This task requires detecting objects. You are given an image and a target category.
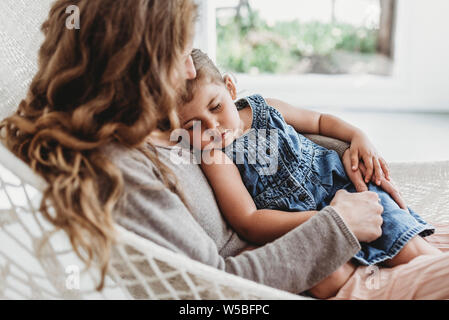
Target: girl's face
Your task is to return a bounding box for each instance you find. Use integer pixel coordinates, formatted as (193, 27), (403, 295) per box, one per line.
(178, 77), (242, 150)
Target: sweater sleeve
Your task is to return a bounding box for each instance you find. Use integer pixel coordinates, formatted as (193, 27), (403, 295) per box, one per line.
(110, 147), (360, 294)
(304, 134), (350, 158)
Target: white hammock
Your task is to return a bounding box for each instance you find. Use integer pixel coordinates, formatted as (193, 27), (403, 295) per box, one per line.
(0, 142), (306, 299)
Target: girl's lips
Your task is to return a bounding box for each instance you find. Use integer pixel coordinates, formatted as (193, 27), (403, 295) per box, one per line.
(222, 130), (233, 140)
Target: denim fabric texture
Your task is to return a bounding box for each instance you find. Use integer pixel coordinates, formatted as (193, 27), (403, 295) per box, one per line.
(223, 94), (434, 265)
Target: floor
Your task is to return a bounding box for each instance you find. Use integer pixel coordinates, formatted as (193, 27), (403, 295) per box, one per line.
(322, 110), (449, 163)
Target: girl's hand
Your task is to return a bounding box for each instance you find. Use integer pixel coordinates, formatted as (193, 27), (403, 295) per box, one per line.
(357, 161), (409, 212)
(349, 132), (390, 185)
(342, 149), (409, 212)
(342, 148), (369, 192)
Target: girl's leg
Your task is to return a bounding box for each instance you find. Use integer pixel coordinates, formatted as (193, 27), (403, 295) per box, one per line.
(311, 224), (449, 299)
(308, 261), (357, 299)
(382, 235), (442, 267)
(331, 224), (449, 300)
(423, 223), (449, 252)
(330, 251), (449, 300)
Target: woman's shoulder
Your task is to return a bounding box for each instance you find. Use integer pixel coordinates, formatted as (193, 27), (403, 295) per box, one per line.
(101, 142), (161, 184)
(102, 142), (150, 165)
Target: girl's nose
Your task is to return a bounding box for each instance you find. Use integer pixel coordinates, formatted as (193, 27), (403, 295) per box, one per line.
(205, 118), (219, 130)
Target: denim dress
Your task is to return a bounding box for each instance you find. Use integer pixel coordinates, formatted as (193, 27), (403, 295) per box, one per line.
(222, 94), (434, 265)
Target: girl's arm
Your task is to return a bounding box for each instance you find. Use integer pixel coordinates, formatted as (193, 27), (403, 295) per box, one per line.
(201, 149), (317, 245)
(266, 97), (390, 184)
(265, 97), (360, 143)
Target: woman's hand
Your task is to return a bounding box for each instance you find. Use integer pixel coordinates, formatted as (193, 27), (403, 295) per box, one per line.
(342, 149), (409, 212)
(349, 132), (390, 185)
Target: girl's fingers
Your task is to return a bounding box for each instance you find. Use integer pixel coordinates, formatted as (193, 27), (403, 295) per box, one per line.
(343, 157), (368, 192)
(350, 149), (359, 171)
(380, 179), (408, 211)
(379, 157), (390, 180)
(358, 161), (367, 176)
(350, 169), (368, 192)
(359, 161), (407, 211)
(363, 155), (374, 183)
(342, 149), (367, 191)
(373, 157), (383, 186)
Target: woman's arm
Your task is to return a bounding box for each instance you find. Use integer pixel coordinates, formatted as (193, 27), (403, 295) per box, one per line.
(106, 143), (361, 294)
(304, 134), (349, 158)
(201, 149), (318, 245)
(266, 97), (390, 184)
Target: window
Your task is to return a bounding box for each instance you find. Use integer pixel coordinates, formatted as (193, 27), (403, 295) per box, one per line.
(195, 0), (449, 111)
(215, 0), (396, 76)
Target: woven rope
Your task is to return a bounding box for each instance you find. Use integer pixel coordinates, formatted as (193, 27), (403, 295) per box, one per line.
(388, 162), (449, 224)
(0, 143), (303, 300)
(0, 0), (51, 121)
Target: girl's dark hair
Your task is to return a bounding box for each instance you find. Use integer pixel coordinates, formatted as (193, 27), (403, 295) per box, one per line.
(180, 49), (224, 103)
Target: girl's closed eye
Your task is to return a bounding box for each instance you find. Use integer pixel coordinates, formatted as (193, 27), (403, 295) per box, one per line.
(210, 104), (222, 112)
(183, 104), (222, 130)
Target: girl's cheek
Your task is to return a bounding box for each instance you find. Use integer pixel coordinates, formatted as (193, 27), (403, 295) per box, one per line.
(191, 131), (207, 150)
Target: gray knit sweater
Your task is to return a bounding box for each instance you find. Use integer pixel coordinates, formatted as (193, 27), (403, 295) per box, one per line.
(102, 135), (360, 294)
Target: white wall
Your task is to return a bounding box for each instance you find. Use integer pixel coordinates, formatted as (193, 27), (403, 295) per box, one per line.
(0, 0), (52, 120)
(196, 0), (449, 112)
(403, 0), (449, 111)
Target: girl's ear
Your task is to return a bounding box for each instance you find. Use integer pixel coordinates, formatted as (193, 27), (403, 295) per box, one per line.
(223, 74), (237, 100)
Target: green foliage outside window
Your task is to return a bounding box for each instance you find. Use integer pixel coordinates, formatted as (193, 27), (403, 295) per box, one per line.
(216, 10), (378, 74)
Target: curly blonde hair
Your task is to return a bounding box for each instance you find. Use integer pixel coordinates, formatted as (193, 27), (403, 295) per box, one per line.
(0, 0), (197, 290)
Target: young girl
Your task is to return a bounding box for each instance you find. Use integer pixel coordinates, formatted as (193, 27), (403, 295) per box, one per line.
(177, 49), (442, 299)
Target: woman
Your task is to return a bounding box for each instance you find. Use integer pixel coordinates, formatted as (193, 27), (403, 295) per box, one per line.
(1, 0), (448, 298)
